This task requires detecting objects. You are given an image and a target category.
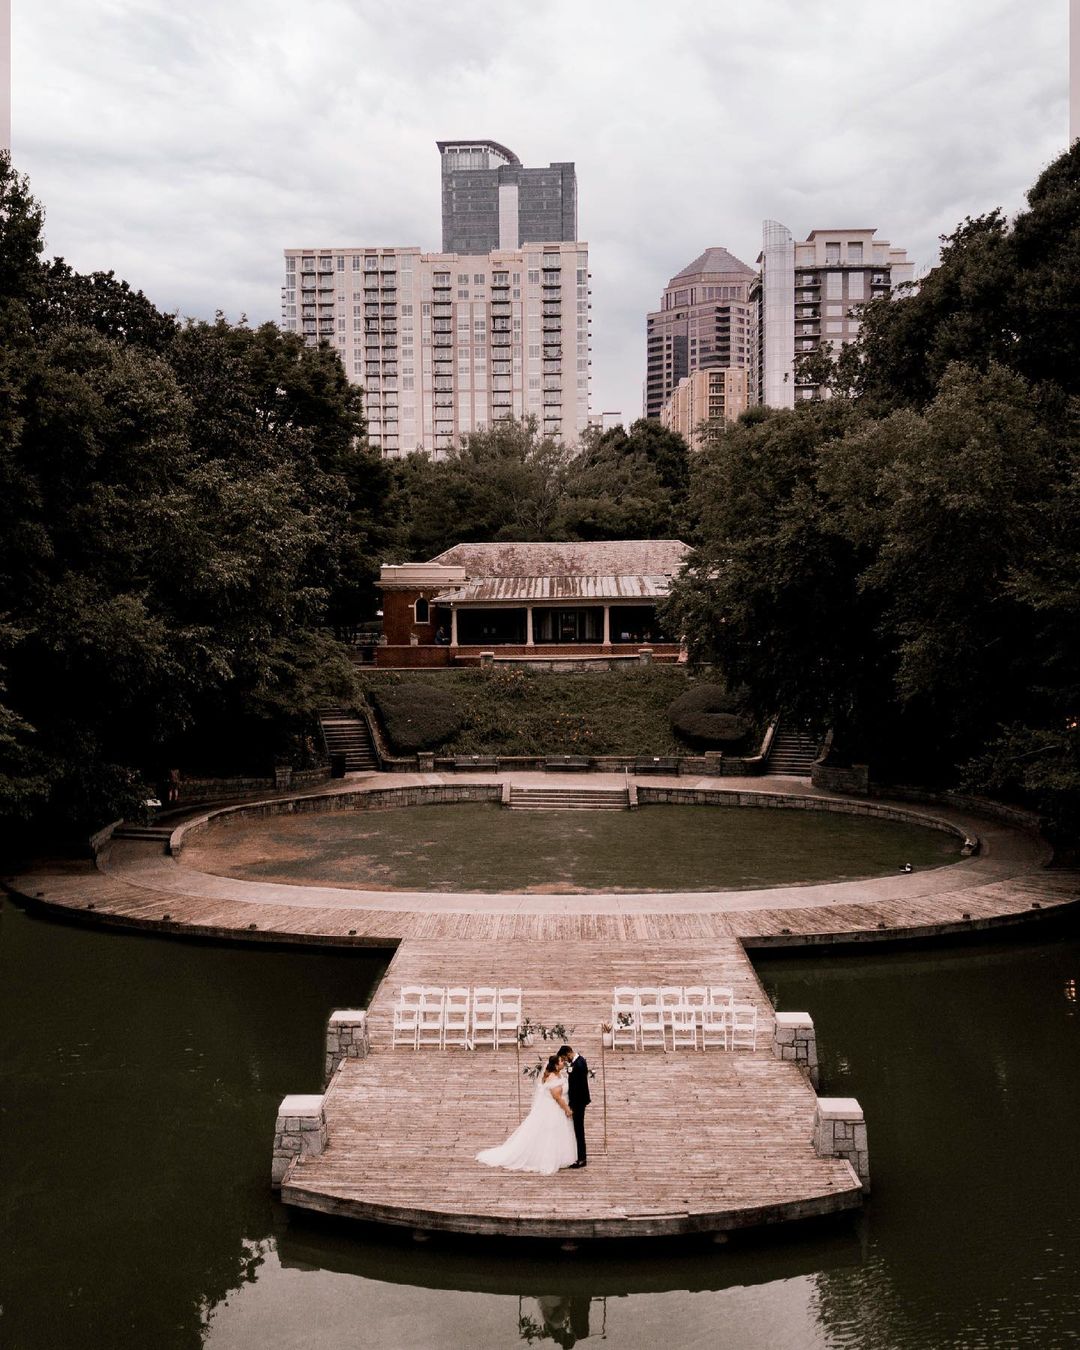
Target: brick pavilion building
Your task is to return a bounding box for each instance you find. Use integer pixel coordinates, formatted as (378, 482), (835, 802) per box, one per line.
(375, 540), (688, 666)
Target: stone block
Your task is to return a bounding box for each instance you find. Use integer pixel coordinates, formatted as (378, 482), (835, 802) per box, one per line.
(815, 1097), (863, 1123)
(813, 1096), (869, 1192)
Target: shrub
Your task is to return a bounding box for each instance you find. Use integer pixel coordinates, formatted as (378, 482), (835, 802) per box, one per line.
(367, 683), (463, 753)
(667, 683), (752, 749)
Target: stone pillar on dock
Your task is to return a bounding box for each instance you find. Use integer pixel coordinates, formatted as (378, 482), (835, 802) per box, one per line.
(638, 646), (653, 665)
(271, 1093), (327, 1187)
(479, 650), (494, 668)
(417, 751), (435, 773)
(324, 1010), (370, 1083)
(813, 1097), (869, 1192)
(773, 1011), (819, 1087)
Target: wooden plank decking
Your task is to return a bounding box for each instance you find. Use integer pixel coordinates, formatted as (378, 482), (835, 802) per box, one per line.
(285, 939), (862, 1238)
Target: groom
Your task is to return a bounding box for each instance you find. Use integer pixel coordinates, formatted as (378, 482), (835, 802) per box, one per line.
(558, 1045), (590, 1168)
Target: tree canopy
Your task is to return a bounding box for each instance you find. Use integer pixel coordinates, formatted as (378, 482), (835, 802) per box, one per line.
(667, 143), (1080, 841)
(0, 154), (392, 841)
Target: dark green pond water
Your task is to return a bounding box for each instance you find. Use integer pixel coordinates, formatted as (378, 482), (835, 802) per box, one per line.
(185, 803), (959, 892)
(2, 898), (1079, 1349)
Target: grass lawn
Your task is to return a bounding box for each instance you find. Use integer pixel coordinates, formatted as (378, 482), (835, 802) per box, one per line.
(354, 666), (713, 756)
(186, 802), (960, 892)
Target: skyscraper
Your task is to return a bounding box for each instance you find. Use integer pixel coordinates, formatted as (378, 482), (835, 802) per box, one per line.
(752, 224), (914, 406)
(282, 241), (591, 457)
(438, 140), (577, 253)
(644, 248), (756, 420)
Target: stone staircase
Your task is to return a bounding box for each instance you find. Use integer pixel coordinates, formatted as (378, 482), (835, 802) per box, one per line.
(318, 707), (379, 773)
(507, 786), (629, 811)
(765, 725), (820, 777)
(111, 823), (174, 846)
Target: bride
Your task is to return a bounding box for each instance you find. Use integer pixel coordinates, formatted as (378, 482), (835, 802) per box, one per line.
(476, 1053), (578, 1175)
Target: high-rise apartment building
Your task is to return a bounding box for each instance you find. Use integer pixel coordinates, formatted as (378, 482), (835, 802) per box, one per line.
(660, 368), (749, 448)
(281, 242), (591, 457)
(644, 248), (756, 420)
(438, 140), (577, 253)
(752, 223), (913, 406)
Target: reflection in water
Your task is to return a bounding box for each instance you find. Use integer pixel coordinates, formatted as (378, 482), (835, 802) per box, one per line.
(4, 897), (1080, 1349)
(519, 1293), (601, 1346)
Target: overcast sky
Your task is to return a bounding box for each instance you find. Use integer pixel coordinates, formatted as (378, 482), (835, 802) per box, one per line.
(13, 1), (1068, 423)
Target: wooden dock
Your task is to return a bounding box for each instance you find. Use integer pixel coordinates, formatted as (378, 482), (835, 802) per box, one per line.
(285, 938), (861, 1238)
(6, 772), (1078, 1241)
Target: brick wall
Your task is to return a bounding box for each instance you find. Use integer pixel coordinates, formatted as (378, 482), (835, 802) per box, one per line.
(381, 589), (447, 646)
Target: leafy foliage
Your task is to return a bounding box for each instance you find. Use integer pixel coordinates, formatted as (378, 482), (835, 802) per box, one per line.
(0, 153), (390, 842)
(357, 668), (696, 757)
(666, 683), (751, 749)
(365, 680), (463, 753)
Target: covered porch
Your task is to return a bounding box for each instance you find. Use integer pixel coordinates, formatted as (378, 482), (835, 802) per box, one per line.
(448, 601), (671, 648)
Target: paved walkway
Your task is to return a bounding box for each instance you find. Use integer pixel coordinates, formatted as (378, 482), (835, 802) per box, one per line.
(9, 771), (1072, 945)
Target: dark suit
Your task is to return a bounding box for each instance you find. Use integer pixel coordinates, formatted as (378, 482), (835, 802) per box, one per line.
(566, 1053), (591, 1162)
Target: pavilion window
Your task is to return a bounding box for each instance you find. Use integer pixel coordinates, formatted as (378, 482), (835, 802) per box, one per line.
(533, 607), (604, 644)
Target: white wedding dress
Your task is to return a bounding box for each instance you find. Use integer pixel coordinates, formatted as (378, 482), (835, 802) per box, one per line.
(476, 1072), (577, 1175)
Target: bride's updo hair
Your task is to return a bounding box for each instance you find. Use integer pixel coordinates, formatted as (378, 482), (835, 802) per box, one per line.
(544, 1053), (562, 1077)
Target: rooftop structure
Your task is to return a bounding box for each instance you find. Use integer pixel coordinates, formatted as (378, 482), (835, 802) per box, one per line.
(438, 139), (578, 254)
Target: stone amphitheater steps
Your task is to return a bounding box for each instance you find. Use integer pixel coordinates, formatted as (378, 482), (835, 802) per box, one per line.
(765, 727), (820, 777)
(319, 707), (378, 772)
(112, 824), (173, 841)
(508, 786), (629, 811)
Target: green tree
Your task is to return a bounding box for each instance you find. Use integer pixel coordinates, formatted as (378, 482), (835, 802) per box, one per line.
(561, 419), (691, 540)
(395, 417), (570, 558)
(0, 159), (390, 840)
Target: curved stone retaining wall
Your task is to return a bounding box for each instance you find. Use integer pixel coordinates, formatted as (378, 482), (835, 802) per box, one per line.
(170, 780), (977, 859)
(636, 785), (976, 851)
(170, 783), (503, 857)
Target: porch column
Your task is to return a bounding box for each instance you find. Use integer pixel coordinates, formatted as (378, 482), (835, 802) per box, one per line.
(526, 605), (534, 646)
(602, 605), (611, 646)
(450, 606), (459, 646)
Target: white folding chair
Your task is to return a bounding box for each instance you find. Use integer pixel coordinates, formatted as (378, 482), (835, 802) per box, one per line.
(391, 998), (420, 1049)
(638, 1000), (667, 1049)
(471, 987), (497, 1049)
(610, 1000), (639, 1050)
(443, 987), (471, 1049)
(669, 1006), (698, 1051)
(659, 986), (684, 1011)
(730, 1003), (758, 1050)
(495, 991), (521, 1049)
(709, 986), (735, 1012)
(416, 990), (446, 1048)
(683, 985), (708, 1013)
(700, 1004), (729, 1050)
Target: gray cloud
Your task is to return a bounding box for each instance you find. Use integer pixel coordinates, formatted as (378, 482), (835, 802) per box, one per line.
(14, 0), (1067, 423)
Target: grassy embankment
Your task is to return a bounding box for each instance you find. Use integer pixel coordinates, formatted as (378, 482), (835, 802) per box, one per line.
(353, 666), (704, 757)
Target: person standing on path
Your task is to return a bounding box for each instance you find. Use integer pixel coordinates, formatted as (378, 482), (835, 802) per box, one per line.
(558, 1045), (590, 1168)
